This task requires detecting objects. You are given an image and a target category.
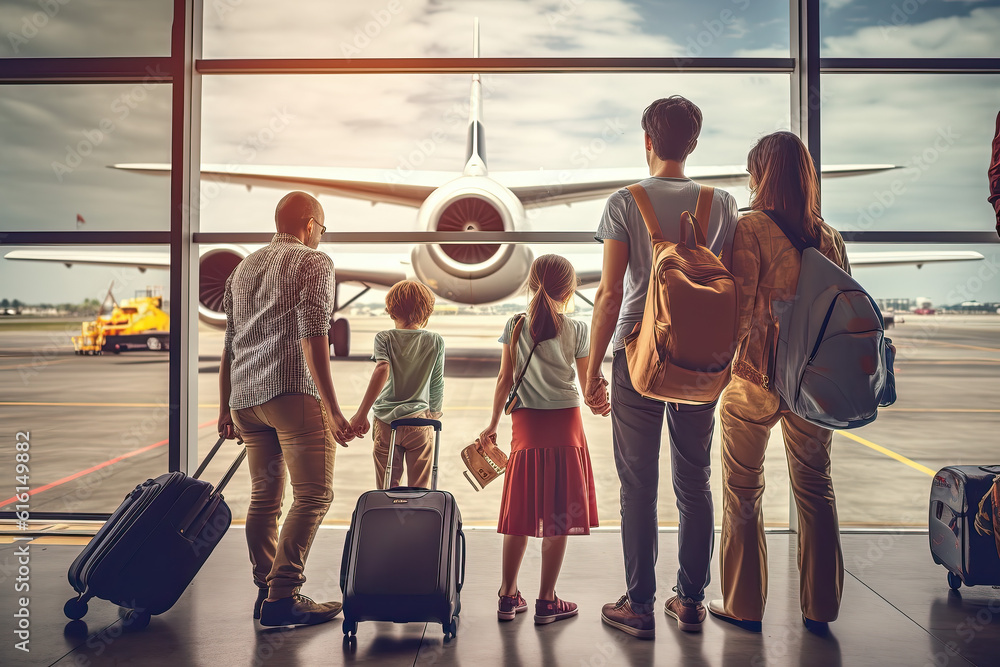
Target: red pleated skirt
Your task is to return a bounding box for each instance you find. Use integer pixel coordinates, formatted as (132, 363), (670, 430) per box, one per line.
(497, 407), (599, 537)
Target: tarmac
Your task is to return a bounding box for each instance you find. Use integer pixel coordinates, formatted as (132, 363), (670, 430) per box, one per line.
(1, 313), (998, 528)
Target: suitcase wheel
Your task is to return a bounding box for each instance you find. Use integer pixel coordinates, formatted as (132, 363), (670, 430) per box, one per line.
(947, 571), (963, 591)
(63, 597), (88, 621)
(118, 606), (151, 631)
(342, 620), (357, 637)
(444, 615), (459, 640)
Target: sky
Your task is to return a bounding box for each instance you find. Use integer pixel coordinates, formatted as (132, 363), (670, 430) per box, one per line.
(1, 0), (999, 308)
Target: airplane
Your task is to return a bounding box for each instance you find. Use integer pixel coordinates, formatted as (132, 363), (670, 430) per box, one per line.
(4, 25), (984, 357)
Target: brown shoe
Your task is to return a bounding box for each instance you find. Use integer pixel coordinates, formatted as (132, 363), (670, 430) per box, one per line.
(259, 593), (343, 627)
(664, 595), (705, 632)
(707, 599), (761, 633)
(601, 595), (655, 639)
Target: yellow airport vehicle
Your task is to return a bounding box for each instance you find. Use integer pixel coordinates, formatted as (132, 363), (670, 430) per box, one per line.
(72, 287), (170, 355)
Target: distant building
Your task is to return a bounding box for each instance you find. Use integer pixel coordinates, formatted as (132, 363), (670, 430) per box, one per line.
(876, 297), (913, 312)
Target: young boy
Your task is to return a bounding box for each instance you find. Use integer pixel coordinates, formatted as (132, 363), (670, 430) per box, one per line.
(350, 280), (444, 489)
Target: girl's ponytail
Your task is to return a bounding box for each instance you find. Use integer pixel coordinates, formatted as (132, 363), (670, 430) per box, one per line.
(526, 254), (577, 344)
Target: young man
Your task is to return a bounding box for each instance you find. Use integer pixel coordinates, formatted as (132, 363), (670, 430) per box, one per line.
(585, 96), (739, 637)
(218, 191), (354, 627)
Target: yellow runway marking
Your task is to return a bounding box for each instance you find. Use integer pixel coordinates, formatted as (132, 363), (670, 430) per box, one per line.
(836, 430), (935, 477)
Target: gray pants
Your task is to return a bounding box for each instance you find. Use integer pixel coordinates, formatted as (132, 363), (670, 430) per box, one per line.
(610, 351), (715, 613)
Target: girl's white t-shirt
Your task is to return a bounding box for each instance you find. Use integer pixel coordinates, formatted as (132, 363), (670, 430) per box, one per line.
(498, 314), (590, 411)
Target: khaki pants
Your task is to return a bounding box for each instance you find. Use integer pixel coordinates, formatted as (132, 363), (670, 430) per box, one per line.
(719, 376), (844, 623)
(372, 410), (434, 489)
(232, 393), (336, 599)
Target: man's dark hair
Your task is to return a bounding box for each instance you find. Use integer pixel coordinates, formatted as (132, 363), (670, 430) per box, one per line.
(275, 191), (324, 233)
(641, 96), (703, 162)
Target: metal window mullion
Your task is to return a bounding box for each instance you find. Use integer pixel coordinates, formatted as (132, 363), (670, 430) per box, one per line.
(0, 57), (173, 84)
(168, 0), (202, 474)
(195, 56), (795, 75)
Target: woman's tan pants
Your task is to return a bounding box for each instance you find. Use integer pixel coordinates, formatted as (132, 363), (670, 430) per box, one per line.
(719, 375), (844, 623)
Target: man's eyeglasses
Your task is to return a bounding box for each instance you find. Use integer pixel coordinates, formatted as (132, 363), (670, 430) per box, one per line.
(308, 217), (326, 236)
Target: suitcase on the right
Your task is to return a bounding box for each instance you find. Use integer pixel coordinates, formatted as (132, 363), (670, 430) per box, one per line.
(340, 418), (465, 642)
(929, 464), (1000, 590)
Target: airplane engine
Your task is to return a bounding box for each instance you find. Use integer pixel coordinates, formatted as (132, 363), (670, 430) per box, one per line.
(411, 177), (534, 304)
(198, 245), (248, 328)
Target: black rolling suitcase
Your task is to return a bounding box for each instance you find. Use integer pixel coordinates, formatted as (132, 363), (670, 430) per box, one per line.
(340, 418), (465, 641)
(64, 437), (246, 629)
(929, 464), (1000, 590)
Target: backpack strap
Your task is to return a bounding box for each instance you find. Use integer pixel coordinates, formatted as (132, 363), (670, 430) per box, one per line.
(627, 183), (714, 248)
(626, 184), (662, 242)
(509, 314), (526, 367)
(693, 184), (714, 245)
(763, 210), (812, 253)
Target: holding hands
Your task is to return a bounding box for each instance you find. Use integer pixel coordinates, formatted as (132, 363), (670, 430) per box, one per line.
(584, 375), (611, 417)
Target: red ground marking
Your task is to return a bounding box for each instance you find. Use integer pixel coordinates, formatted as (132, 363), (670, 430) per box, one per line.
(1, 419), (216, 508)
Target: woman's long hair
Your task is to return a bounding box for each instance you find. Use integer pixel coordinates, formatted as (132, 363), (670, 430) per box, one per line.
(747, 131), (823, 245)
(526, 254), (577, 344)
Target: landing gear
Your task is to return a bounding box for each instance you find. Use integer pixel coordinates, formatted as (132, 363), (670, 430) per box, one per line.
(331, 318), (351, 358)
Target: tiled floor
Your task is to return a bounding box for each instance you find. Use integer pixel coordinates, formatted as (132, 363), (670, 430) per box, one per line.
(1, 529), (997, 666)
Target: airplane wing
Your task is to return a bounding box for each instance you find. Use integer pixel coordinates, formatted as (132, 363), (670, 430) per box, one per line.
(494, 164), (900, 208)
(844, 250), (985, 268)
(2, 249), (408, 288)
(111, 164), (458, 208)
(559, 248), (985, 289)
(113, 163), (898, 209)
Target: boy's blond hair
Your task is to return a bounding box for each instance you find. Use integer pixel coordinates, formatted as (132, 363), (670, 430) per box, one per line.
(385, 280), (436, 327)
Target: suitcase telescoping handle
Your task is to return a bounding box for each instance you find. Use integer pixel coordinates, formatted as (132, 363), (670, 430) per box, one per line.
(192, 436), (247, 496)
(384, 418), (442, 491)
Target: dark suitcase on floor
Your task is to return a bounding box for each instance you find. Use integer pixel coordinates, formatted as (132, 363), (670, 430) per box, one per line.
(929, 464), (1000, 590)
(340, 418), (465, 641)
(64, 437), (246, 628)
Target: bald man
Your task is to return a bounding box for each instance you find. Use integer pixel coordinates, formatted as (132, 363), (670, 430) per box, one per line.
(218, 191), (353, 627)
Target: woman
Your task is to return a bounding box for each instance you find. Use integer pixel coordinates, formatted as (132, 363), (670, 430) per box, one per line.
(709, 131), (850, 633)
(479, 254), (599, 625)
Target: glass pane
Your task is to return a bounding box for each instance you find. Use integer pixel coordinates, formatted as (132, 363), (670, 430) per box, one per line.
(822, 75), (999, 234)
(203, 0), (789, 58)
(829, 278), (1000, 525)
(0, 0), (172, 58)
(0, 246), (170, 515)
(198, 72), (788, 232)
(0, 84), (171, 232)
(197, 71), (794, 526)
(821, 0), (1000, 58)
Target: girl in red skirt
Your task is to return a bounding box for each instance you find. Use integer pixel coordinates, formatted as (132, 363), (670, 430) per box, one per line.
(479, 254), (599, 625)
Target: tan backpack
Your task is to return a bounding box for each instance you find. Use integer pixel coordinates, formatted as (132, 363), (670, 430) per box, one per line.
(622, 183), (738, 404)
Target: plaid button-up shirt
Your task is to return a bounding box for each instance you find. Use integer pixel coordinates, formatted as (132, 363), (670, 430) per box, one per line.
(224, 233), (335, 410)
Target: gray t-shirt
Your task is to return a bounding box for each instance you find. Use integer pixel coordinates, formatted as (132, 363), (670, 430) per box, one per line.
(594, 177), (739, 351)
(371, 328), (445, 422)
(499, 315), (590, 411)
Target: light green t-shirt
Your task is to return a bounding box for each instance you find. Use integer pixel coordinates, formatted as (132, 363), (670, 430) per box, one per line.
(371, 329), (445, 423)
(499, 314), (590, 411)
